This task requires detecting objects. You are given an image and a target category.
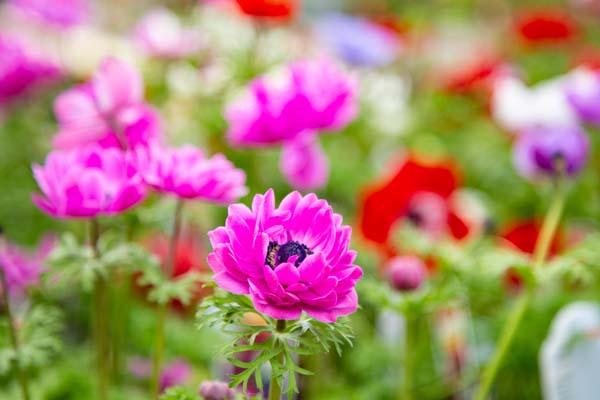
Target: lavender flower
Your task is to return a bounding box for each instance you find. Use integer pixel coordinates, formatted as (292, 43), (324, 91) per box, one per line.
(513, 125), (589, 180)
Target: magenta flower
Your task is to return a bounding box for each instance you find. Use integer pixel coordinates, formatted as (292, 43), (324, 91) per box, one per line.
(207, 190), (362, 323)
(199, 380), (235, 400)
(52, 58), (161, 150)
(0, 235), (55, 297)
(7, 0), (89, 29)
(136, 145), (247, 203)
(32, 146), (147, 218)
(225, 58), (358, 147)
(513, 126), (589, 180)
(280, 133), (329, 191)
(386, 256), (427, 292)
(128, 357), (192, 392)
(0, 35), (60, 105)
(133, 8), (200, 59)
(565, 68), (600, 127)
(159, 359), (192, 392)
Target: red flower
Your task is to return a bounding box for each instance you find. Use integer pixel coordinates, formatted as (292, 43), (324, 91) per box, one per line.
(442, 56), (509, 95)
(359, 155), (470, 255)
(513, 10), (578, 44)
(572, 47), (600, 71)
(235, 0), (299, 21)
(137, 226), (210, 312)
(499, 220), (564, 291)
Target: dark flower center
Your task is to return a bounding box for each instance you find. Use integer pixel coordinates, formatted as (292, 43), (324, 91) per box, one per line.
(406, 208), (423, 226)
(265, 240), (313, 268)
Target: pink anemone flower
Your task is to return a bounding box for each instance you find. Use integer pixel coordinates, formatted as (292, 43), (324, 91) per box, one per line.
(136, 145), (248, 203)
(207, 189), (362, 323)
(32, 145), (147, 219)
(52, 58), (161, 150)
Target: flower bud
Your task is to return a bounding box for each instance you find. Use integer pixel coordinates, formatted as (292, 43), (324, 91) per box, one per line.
(199, 380), (235, 400)
(387, 256), (427, 292)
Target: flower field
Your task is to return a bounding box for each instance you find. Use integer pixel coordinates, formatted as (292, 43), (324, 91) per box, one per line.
(2, 0), (600, 399)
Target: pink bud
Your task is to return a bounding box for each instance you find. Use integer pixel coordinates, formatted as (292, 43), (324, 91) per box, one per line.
(387, 256), (427, 292)
(199, 380), (235, 400)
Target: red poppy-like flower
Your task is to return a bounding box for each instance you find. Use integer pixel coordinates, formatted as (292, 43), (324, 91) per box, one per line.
(499, 220), (564, 291)
(442, 56), (509, 95)
(235, 0), (299, 21)
(513, 9), (578, 45)
(359, 155), (470, 256)
(138, 226), (210, 312)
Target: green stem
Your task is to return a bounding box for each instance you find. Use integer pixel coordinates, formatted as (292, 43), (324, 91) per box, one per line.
(474, 181), (567, 400)
(90, 219), (109, 400)
(0, 267), (30, 400)
(400, 313), (415, 400)
(151, 199), (184, 399)
(268, 320), (286, 400)
(151, 304), (166, 400)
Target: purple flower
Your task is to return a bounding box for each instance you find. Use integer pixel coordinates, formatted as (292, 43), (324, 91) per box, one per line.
(136, 145), (247, 203)
(0, 235), (55, 297)
(159, 359), (192, 392)
(386, 256), (427, 292)
(280, 133), (329, 190)
(32, 145), (147, 219)
(0, 35), (60, 105)
(314, 13), (402, 67)
(225, 58), (358, 147)
(199, 380), (235, 400)
(513, 126), (589, 180)
(565, 68), (600, 127)
(133, 8), (200, 59)
(207, 189), (362, 323)
(52, 58), (161, 150)
(7, 0), (89, 29)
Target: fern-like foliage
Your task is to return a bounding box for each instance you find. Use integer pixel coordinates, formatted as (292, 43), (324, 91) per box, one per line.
(196, 287), (354, 398)
(0, 305), (64, 376)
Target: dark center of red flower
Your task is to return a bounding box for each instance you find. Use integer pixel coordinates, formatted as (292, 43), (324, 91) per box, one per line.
(265, 240), (312, 268)
(406, 208), (423, 226)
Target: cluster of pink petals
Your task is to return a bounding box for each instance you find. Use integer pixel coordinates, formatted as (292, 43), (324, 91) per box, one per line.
(225, 58), (358, 147)
(32, 145), (147, 218)
(7, 0), (89, 29)
(133, 8), (201, 59)
(0, 34), (60, 105)
(280, 133), (329, 191)
(52, 58), (161, 150)
(136, 145), (248, 203)
(0, 235), (54, 296)
(207, 190), (362, 323)
(127, 357), (192, 392)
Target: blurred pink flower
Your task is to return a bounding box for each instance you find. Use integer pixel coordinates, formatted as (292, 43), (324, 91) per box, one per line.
(159, 359), (192, 392)
(133, 8), (200, 59)
(386, 256), (427, 292)
(127, 356), (152, 380)
(280, 133), (329, 190)
(128, 357), (192, 392)
(0, 35), (60, 105)
(7, 0), (89, 29)
(225, 58), (358, 147)
(136, 145), (247, 203)
(199, 380), (235, 400)
(52, 58), (161, 150)
(0, 235), (55, 297)
(32, 146), (147, 219)
(207, 189), (362, 322)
